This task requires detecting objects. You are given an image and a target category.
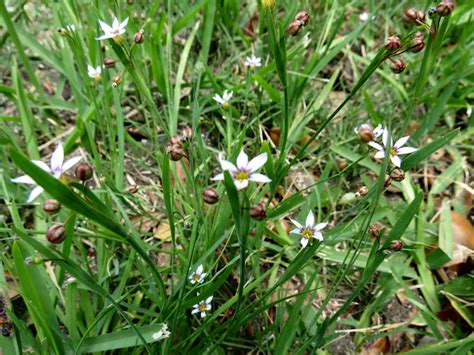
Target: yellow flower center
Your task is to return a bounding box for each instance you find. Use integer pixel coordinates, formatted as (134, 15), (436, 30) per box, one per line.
(302, 228), (313, 240)
(222, 101), (230, 109)
(234, 171), (249, 182)
(390, 148), (397, 156)
(113, 35), (124, 45)
(193, 274), (200, 282)
(250, 65), (256, 71)
(199, 303), (206, 312)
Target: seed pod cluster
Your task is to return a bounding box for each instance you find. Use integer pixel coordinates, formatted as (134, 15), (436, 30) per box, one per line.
(250, 203), (266, 221)
(166, 127), (192, 161)
(286, 11), (310, 36)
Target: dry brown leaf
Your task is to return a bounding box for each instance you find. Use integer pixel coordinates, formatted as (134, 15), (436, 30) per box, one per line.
(363, 336), (390, 355)
(451, 212), (474, 249)
(154, 222), (171, 241)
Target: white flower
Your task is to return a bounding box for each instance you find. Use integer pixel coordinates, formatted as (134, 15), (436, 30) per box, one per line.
(66, 24), (75, 32)
(11, 142), (82, 203)
(191, 296), (213, 318)
(368, 129), (417, 168)
(354, 123), (383, 139)
(213, 90), (233, 109)
(290, 211), (328, 248)
(211, 149), (271, 190)
(359, 12), (369, 21)
(189, 264), (206, 285)
(87, 65), (103, 80)
(96, 16), (128, 41)
(244, 54), (262, 70)
(152, 324), (171, 340)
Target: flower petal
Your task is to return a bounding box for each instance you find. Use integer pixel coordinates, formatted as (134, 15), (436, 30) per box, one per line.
(206, 296), (213, 303)
(96, 34), (113, 40)
(290, 228), (301, 235)
(382, 129), (391, 147)
(236, 150), (249, 170)
(112, 17), (119, 30)
(368, 141), (384, 151)
(50, 143), (64, 173)
(211, 173), (224, 181)
(313, 232), (323, 241)
(374, 151), (385, 159)
(27, 186), (44, 203)
(62, 156), (82, 172)
(390, 155), (402, 168)
(32, 160), (51, 173)
(314, 222), (328, 231)
(247, 153), (267, 172)
(119, 17), (129, 29)
(305, 210), (315, 227)
(11, 175), (36, 185)
(373, 124), (383, 137)
(396, 147), (417, 155)
(300, 238), (309, 248)
(200, 312), (206, 318)
(196, 264), (203, 274)
(191, 308), (199, 314)
(394, 136), (410, 149)
(290, 219), (302, 229)
(234, 179), (249, 190)
(213, 94), (223, 104)
(98, 20), (113, 33)
(248, 173), (271, 183)
(218, 154), (237, 172)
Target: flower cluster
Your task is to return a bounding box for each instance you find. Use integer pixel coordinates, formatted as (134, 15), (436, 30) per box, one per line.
(189, 265), (213, 318)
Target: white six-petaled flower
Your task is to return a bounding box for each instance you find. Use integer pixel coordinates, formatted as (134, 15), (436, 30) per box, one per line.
(96, 16), (128, 41)
(213, 90), (233, 109)
(189, 264), (206, 285)
(244, 54), (262, 70)
(191, 296), (213, 318)
(11, 142), (82, 203)
(368, 129), (417, 168)
(152, 323), (171, 340)
(87, 65), (103, 80)
(290, 210), (328, 248)
(354, 123), (383, 139)
(211, 149), (271, 190)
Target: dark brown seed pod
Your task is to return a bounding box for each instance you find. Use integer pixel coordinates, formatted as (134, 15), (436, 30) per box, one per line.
(385, 36), (401, 50)
(410, 39), (425, 53)
(46, 225), (67, 244)
(368, 224), (381, 238)
(169, 135), (182, 146)
(202, 188), (219, 205)
(390, 59), (407, 74)
(112, 75), (122, 88)
(437, 0), (455, 16)
(357, 186), (369, 196)
(103, 57), (116, 68)
(167, 143), (185, 161)
(43, 199), (61, 214)
(75, 163), (93, 182)
(128, 185), (139, 194)
(416, 10), (426, 23)
(384, 175), (392, 187)
(338, 161), (348, 170)
(250, 203), (266, 221)
(390, 168), (405, 182)
(286, 21), (303, 36)
(295, 11), (310, 27)
(133, 30), (145, 44)
(2, 321), (12, 337)
(358, 127), (375, 143)
(403, 8), (418, 23)
(390, 240), (404, 252)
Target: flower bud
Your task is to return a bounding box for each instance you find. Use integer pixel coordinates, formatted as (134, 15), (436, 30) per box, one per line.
(357, 127), (375, 143)
(410, 38), (425, 53)
(261, 0), (275, 10)
(75, 163), (93, 182)
(250, 203), (266, 221)
(286, 21), (303, 36)
(46, 225), (67, 244)
(402, 8), (418, 23)
(24, 256), (44, 265)
(390, 59), (406, 74)
(103, 57), (116, 68)
(295, 11), (310, 27)
(384, 175), (392, 187)
(390, 168), (405, 182)
(416, 10), (426, 23)
(43, 199), (61, 214)
(112, 75), (122, 88)
(180, 127), (193, 142)
(385, 36), (401, 50)
(167, 143), (185, 161)
(368, 224), (381, 238)
(437, 0), (455, 17)
(202, 188), (219, 205)
(133, 30), (145, 44)
(390, 240), (404, 252)
(428, 7), (438, 17)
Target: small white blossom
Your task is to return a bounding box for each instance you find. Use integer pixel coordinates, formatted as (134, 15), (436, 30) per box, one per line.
(66, 24), (75, 32)
(368, 129), (417, 168)
(189, 264), (206, 285)
(87, 65), (103, 80)
(11, 142), (81, 203)
(96, 17), (128, 41)
(244, 54), (262, 69)
(191, 296), (213, 318)
(211, 149), (271, 190)
(213, 90), (233, 108)
(354, 123), (384, 139)
(359, 12), (369, 21)
(290, 211), (328, 248)
(152, 324), (171, 340)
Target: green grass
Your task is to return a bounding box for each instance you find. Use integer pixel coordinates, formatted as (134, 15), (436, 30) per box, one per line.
(0, 0), (473, 353)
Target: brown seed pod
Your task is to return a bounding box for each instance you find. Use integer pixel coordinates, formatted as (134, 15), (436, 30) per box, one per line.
(390, 168), (405, 182)
(385, 36), (401, 50)
(202, 188), (219, 205)
(75, 163), (93, 182)
(46, 225), (67, 244)
(133, 30), (144, 44)
(250, 203), (266, 221)
(416, 10), (426, 23)
(167, 143), (185, 161)
(180, 127), (193, 141)
(358, 186), (369, 196)
(128, 185), (139, 194)
(103, 57), (116, 68)
(43, 199), (61, 214)
(358, 127), (375, 143)
(286, 21), (303, 36)
(402, 8), (418, 23)
(384, 175), (392, 187)
(169, 135), (182, 146)
(437, 0), (455, 16)
(368, 224), (381, 238)
(112, 75), (122, 88)
(295, 11), (310, 27)
(390, 59), (407, 74)
(390, 240), (404, 252)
